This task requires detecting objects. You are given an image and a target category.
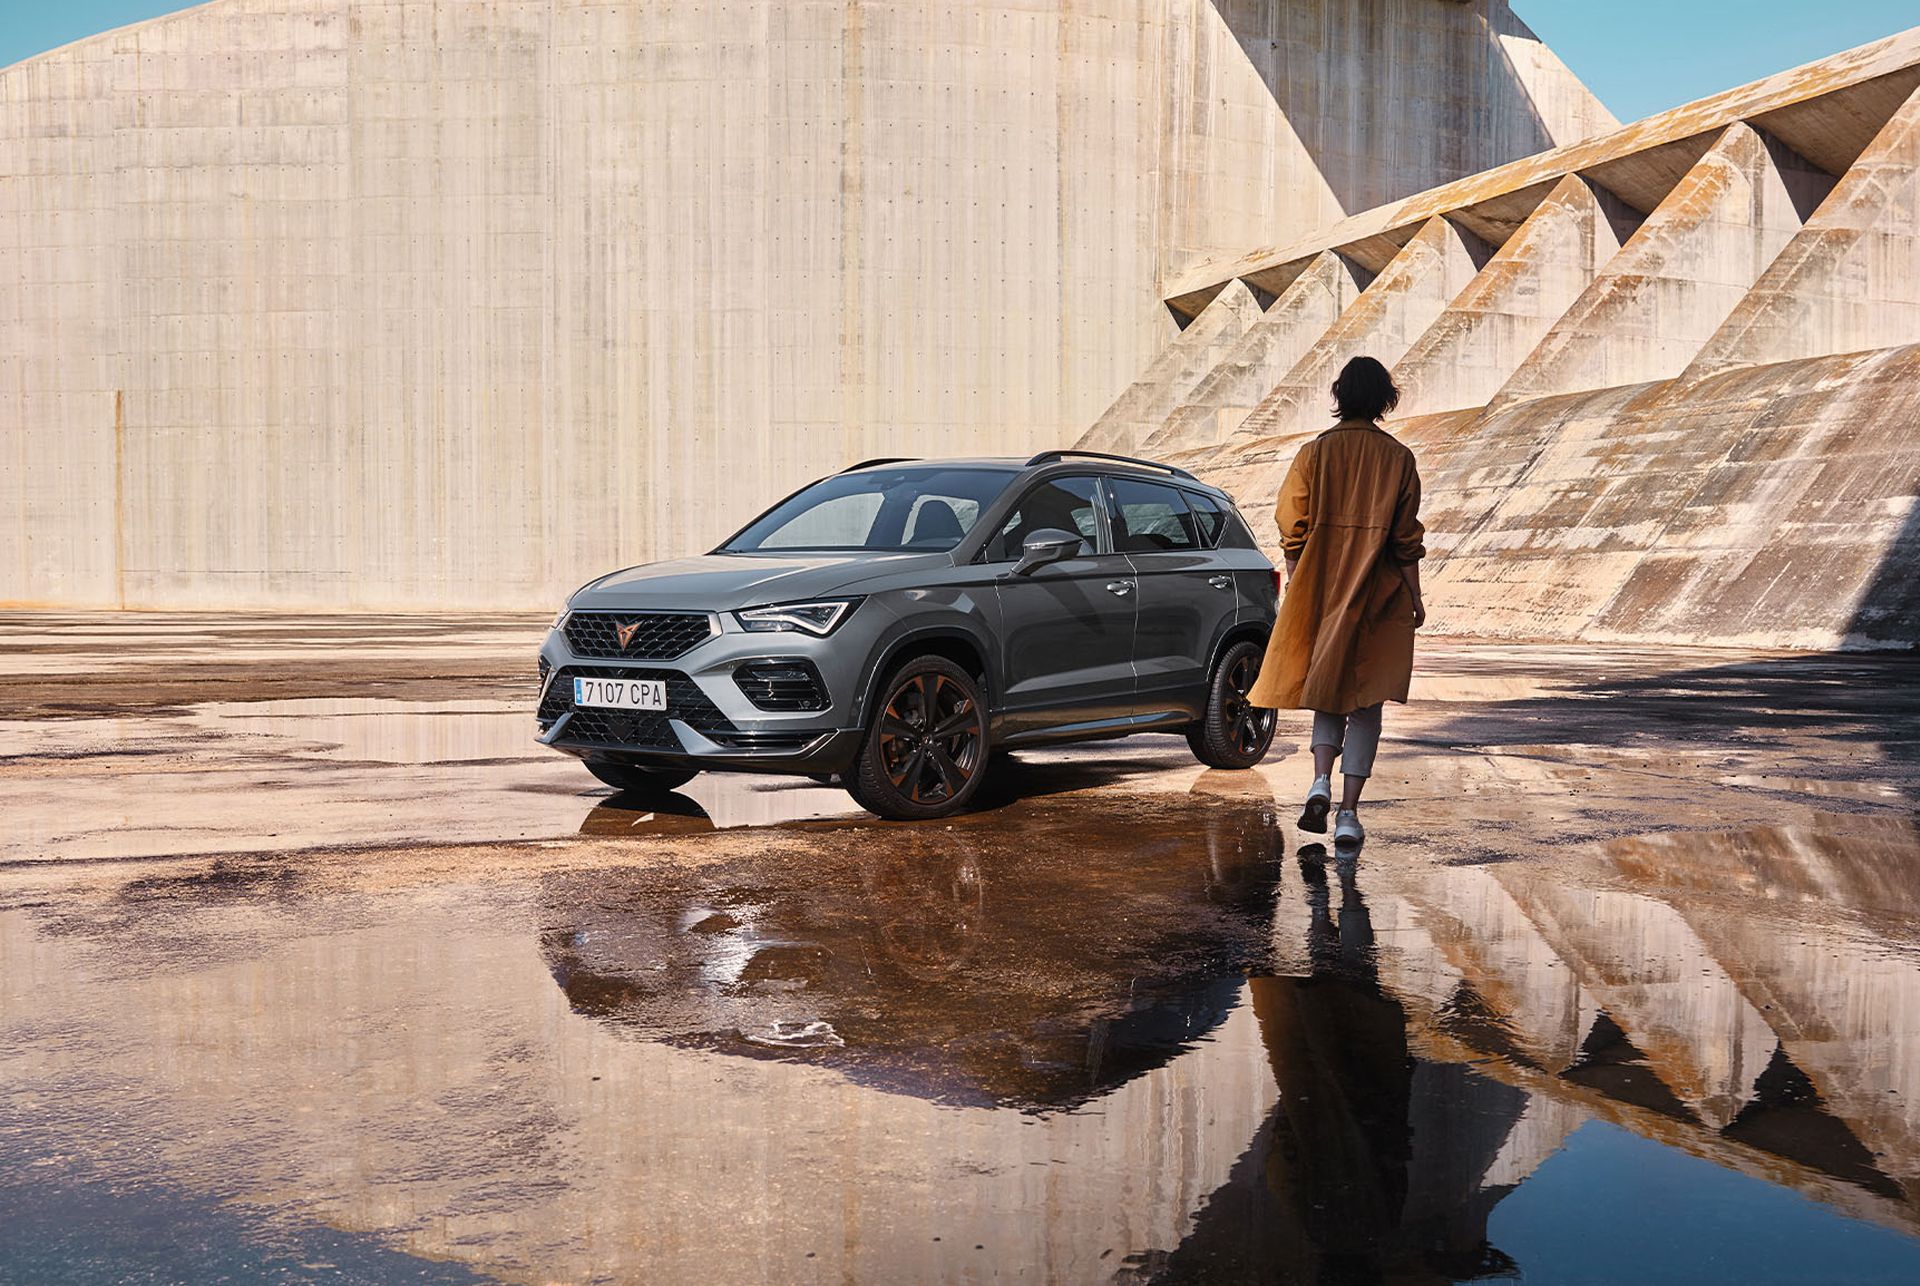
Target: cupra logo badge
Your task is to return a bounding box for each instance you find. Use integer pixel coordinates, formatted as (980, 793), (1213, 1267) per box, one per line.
(614, 620), (643, 649)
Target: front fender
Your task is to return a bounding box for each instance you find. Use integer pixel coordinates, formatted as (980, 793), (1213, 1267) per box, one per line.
(850, 590), (1002, 728)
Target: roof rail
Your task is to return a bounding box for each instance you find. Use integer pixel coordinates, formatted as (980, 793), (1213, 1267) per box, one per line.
(839, 457), (918, 473)
(1023, 450), (1197, 481)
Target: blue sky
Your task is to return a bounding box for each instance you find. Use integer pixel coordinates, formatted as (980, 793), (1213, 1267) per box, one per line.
(1, 1), (1916, 126)
(1512, 0), (1919, 123)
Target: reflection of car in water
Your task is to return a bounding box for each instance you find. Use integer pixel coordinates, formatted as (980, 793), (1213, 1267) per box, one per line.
(539, 792), (1284, 1108)
(541, 795), (1541, 1276)
(535, 452), (1278, 819)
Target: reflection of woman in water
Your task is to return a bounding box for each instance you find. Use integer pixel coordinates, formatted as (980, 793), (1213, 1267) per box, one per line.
(1154, 851), (1522, 1284)
(1253, 852), (1416, 1277)
(1247, 356), (1427, 851)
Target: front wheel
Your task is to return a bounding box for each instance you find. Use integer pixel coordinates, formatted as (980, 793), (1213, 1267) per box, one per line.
(846, 656), (990, 820)
(586, 761), (699, 794)
(1187, 640), (1277, 769)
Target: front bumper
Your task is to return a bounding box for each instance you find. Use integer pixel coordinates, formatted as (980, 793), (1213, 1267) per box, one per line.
(535, 614), (868, 776)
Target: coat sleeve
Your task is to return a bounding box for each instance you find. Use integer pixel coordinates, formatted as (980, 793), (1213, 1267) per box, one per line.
(1275, 444), (1314, 558)
(1391, 456), (1427, 564)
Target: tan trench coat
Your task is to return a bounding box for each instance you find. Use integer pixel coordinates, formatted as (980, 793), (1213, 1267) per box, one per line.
(1247, 420), (1426, 714)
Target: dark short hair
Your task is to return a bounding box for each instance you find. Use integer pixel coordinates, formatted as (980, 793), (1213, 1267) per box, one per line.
(1331, 356), (1401, 422)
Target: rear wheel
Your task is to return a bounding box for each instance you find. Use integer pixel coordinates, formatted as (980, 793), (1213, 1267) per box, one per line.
(586, 761), (699, 794)
(1187, 640), (1276, 769)
(847, 656), (990, 820)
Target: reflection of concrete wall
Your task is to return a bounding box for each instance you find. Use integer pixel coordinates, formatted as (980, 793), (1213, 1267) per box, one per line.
(0, 901), (1280, 1282)
(0, 0), (1609, 609)
(1347, 837), (1920, 1232)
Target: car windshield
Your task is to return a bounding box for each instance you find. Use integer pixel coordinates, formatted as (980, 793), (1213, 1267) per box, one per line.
(721, 467), (1017, 553)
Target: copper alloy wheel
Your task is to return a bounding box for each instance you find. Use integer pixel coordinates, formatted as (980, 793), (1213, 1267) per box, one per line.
(1223, 649), (1275, 755)
(877, 671), (984, 805)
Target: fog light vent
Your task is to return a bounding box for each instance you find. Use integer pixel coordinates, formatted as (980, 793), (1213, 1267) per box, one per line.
(734, 659), (829, 712)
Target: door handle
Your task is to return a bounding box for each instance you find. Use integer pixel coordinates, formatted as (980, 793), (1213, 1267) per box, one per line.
(1208, 575), (1233, 590)
(1105, 581), (1135, 597)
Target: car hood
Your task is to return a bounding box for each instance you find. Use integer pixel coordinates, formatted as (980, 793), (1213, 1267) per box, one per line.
(570, 551), (955, 612)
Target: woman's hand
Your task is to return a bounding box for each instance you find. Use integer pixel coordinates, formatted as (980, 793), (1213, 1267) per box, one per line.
(1399, 560), (1426, 629)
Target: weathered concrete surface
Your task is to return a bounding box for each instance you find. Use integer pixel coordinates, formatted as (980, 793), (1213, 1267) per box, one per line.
(1116, 35), (1920, 650)
(1689, 83), (1920, 377)
(1074, 281), (1262, 456)
(1193, 216), (1492, 457)
(1165, 27), (1920, 315)
(1135, 250), (1363, 453)
(1185, 341), (1920, 651)
(1410, 346), (1920, 650)
(0, 0), (1611, 611)
(4, 617), (1919, 1279)
(1497, 123), (1834, 404)
(1393, 173), (1635, 418)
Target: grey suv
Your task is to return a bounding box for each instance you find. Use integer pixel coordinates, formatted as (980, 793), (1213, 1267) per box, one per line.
(536, 452), (1278, 819)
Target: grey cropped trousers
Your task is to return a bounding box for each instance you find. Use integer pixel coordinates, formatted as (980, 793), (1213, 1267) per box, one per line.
(1310, 704), (1385, 779)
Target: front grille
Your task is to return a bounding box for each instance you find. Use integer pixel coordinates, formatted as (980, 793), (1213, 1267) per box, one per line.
(539, 665), (734, 749)
(563, 610), (714, 660)
(734, 659), (830, 712)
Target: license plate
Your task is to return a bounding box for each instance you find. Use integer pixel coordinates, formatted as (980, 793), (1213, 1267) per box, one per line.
(573, 676), (667, 711)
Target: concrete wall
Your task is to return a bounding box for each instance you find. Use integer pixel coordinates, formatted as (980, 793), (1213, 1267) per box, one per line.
(1076, 280), (1263, 455)
(0, 0), (1611, 609)
(1214, 214), (1493, 451)
(1113, 47), (1920, 650)
(1139, 249), (1362, 453)
(1499, 123), (1833, 403)
(1393, 173), (1635, 418)
(1689, 86), (1920, 376)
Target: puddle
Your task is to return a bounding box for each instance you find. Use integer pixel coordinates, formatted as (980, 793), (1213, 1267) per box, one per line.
(1409, 673), (1567, 702)
(1719, 772), (1908, 802)
(6, 794), (1920, 1281)
(189, 697), (542, 764)
(1603, 817), (1920, 920)
(621, 773), (864, 830)
(743, 1019), (846, 1049)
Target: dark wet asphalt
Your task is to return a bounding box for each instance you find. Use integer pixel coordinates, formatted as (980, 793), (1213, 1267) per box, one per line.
(4, 615), (1920, 1283)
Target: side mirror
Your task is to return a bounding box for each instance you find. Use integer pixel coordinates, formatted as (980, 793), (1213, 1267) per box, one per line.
(1009, 528), (1087, 577)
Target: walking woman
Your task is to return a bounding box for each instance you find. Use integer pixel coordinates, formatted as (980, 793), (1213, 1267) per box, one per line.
(1246, 356), (1426, 849)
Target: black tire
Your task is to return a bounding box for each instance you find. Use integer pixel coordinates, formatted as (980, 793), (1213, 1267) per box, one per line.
(846, 655), (991, 820)
(586, 761), (699, 794)
(1187, 640), (1277, 769)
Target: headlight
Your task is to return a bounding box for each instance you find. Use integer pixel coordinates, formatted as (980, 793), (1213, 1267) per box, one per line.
(550, 607), (569, 629)
(735, 599), (860, 636)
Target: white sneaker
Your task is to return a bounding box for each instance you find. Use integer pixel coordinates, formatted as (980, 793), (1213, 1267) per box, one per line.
(1333, 809), (1365, 848)
(1299, 775), (1332, 834)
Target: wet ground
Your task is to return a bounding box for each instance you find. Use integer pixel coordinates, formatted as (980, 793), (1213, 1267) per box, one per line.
(3, 613), (1919, 1284)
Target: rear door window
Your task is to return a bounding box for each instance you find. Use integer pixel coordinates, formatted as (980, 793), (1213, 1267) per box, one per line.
(1184, 491), (1230, 547)
(1107, 479), (1199, 553)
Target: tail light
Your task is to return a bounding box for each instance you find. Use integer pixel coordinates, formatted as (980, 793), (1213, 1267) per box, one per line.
(1271, 569), (1284, 598)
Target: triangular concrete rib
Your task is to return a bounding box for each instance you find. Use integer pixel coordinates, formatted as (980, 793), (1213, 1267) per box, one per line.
(1496, 122), (1835, 405)
(1073, 281), (1262, 454)
(1221, 215), (1493, 451)
(1394, 174), (1635, 420)
(1139, 252), (1363, 454)
(1687, 82), (1920, 377)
